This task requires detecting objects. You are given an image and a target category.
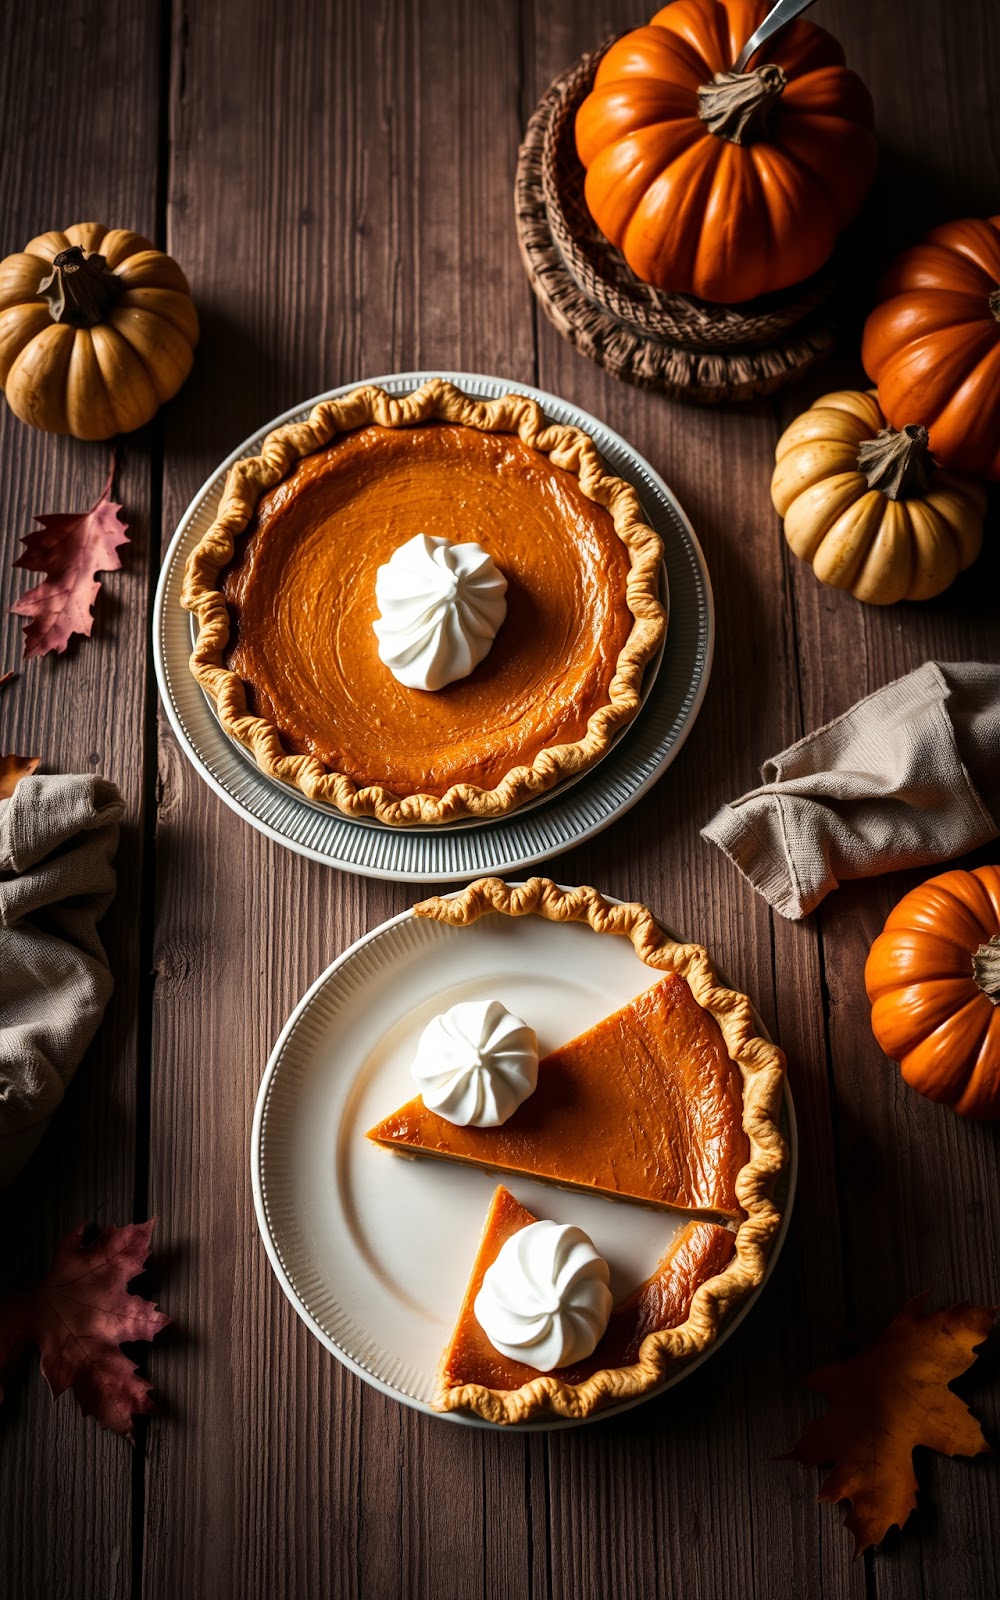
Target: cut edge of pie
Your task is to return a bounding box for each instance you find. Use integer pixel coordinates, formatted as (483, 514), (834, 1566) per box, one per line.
(180, 377), (665, 826)
(367, 970), (750, 1223)
(412, 877), (788, 1424)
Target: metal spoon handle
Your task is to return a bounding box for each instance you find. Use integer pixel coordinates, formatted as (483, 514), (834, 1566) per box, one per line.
(733, 0), (820, 73)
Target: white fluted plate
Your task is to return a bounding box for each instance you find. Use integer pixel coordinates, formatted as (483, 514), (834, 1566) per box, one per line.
(251, 890), (797, 1429)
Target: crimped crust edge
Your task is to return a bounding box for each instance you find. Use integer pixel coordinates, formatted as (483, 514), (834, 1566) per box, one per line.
(414, 877), (788, 1424)
(181, 378), (665, 825)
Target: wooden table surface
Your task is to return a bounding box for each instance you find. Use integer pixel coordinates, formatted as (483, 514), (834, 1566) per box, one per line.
(2, 2), (998, 1597)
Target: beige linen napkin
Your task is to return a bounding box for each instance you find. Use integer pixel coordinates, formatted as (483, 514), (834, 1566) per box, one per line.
(0, 774), (124, 1186)
(702, 662), (1000, 921)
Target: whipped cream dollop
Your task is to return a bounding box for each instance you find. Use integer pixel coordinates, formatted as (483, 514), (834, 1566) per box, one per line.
(372, 533), (507, 691)
(409, 999), (537, 1127)
(474, 1220), (613, 1371)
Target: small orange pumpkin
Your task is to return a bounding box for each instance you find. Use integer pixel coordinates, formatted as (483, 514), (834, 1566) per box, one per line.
(574, 0), (877, 303)
(862, 216), (1000, 480)
(865, 867), (1000, 1118)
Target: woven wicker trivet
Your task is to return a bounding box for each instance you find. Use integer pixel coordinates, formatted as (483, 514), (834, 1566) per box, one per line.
(515, 39), (864, 404)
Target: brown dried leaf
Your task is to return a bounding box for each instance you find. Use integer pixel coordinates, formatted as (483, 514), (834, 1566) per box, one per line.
(0, 1220), (169, 1442)
(790, 1294), (995, 1553)
(9, 457), (129, 659)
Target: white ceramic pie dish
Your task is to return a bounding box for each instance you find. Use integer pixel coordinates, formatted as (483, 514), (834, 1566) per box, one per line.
(251, 888), (797, 1430)
(154, 371), (714, 881)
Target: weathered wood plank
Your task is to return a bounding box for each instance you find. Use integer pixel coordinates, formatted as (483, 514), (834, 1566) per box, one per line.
(0, 3), (161, 1598)
(525, 2), (862, 1594)
(782, 1), (1000, 1592)
(144, 2), (534, 1597)
(5, 0), (997, 1594)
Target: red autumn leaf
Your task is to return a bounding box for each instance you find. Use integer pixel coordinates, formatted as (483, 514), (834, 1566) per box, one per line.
(0, 751), (39, 797)
(0, 1219), (169, 1441)
(9, 457), (129, 659)
(789, 1294), (995, 1554)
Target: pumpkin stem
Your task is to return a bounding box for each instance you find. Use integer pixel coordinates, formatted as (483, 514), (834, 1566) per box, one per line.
(37, 246), (124, 328)
(697, 63), (787, 145)
(989, 287), (1000, 324)
(857, 425), (933, 500)
(972, 935), (1000, 1003)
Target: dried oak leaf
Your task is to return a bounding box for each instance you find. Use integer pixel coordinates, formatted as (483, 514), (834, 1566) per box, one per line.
(790, 1294), (995, 1554)
(9, 460), (129, 659)
(0, 752), (39, 797)
(0, 1219), (169, 1442)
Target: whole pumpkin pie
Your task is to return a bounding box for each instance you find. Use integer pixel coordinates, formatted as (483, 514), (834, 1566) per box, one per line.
(367, 878), (788, 1423)
(181, 378), (665, 825)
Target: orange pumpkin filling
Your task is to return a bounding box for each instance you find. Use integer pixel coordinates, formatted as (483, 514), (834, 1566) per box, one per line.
(440, 1184), (735, 1393)
(220, 421), (634, 799)
(367, 973), (750, 1220)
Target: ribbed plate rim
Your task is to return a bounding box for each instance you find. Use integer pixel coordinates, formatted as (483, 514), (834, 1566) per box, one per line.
(153, 371), (714, 881)
(250, 885), (798, 1430)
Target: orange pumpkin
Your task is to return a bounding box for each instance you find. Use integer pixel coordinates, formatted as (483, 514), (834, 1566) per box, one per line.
(865, 867), (1000, 1118)
(862, 217), (1000, 481)
(574, 0), (877, 304)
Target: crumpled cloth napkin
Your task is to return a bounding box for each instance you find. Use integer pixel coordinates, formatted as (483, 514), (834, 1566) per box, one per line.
(702, 661), (1000, 921)
(0, 774), (124, 1186)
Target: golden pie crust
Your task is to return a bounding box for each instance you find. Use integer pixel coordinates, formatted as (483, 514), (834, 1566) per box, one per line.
(409, 877), (787, 1424)
(181, 378), (665, 825)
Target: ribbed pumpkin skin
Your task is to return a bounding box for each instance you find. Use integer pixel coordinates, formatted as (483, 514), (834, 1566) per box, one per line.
(865, 867), (1000, 1118)
(574, 0), (877, 303)
(771, 390), (985, 604)
(862, 216), (1000, 480)
(0, 222), (199, 438)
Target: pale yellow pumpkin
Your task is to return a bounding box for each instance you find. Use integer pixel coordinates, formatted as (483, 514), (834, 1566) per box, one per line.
(771, 390), (986, 604)
(0, 222), (198, 439)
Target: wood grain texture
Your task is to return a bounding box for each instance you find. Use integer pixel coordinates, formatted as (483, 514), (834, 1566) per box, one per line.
(525, 1), (862, 1591)
(145, 3), (533, 1599)
(0, 2), (161, 1598)
(1, 0), (998, 1597)
(777, 3), (1000, 1594)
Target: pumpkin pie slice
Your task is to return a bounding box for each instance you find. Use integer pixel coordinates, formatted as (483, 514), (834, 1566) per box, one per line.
(437, 1184), (736, 1421)
(367, 971), (750, 1221)
(370, 877), (787, 1424)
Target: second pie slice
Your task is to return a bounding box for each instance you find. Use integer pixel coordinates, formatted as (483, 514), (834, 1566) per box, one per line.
(438, 1183), (736, 1419)
(367, 971), (750, 1221)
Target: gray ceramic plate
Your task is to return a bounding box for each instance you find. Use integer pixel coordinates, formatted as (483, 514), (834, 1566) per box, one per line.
(153, 371), (714, 881)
